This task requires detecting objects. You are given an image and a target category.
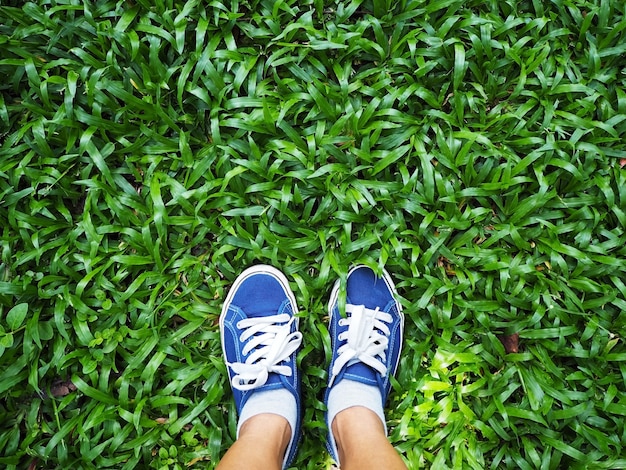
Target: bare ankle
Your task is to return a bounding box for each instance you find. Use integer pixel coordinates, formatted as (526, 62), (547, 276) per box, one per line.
(331, 407), (407, 470)
(332, 407), (386, 459)
(239, 413), (292, 458)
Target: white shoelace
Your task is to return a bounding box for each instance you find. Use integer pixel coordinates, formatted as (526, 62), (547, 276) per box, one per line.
(228, 313), (302, 391)
(329, 304), (393, 387)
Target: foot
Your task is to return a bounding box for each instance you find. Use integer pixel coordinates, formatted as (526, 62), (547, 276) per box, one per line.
(220, 265), (303, 469)
(325, 265), (404, 463)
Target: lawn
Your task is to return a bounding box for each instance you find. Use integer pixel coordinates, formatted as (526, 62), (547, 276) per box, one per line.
(1, 0), (626, 468)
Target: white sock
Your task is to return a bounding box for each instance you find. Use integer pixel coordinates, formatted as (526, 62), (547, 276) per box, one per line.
(326, 379), (387, 463)
(237, 388), (298, 465)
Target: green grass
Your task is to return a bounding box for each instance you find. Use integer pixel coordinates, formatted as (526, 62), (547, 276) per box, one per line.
(1, 0), (626, 468)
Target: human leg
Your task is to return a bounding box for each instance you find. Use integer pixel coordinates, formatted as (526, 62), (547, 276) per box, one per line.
(325, 265), (407, 470)
(332, 406), (407, 470)
(216, 413), (291, 470)
(218, 265), (303, 469)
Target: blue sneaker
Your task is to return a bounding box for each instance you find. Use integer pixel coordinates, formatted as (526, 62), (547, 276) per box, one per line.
(220, 265), (302, 469)
(325, 265), (404, 461)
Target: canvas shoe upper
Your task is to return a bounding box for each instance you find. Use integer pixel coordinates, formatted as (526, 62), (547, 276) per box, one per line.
(220, 265), (302, 468)
(325, 265), (404, 460)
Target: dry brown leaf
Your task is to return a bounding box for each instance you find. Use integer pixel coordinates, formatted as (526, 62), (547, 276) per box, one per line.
(498, 333), (520, 353)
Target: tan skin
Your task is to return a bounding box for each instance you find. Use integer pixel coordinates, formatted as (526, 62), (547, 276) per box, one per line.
(216, 413), (292, 470)
(332, 406), (407, 470)
(216, 407), (407, 470)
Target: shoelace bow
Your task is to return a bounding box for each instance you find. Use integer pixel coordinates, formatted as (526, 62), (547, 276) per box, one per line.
(329, 304), (393, 387)
(228, 313), (302, 391)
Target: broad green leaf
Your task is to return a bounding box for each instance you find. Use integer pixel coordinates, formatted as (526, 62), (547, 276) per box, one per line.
(6, 303), (28, 330)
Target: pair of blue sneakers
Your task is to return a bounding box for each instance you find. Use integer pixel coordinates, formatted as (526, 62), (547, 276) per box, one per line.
(219, 264), (404, 468)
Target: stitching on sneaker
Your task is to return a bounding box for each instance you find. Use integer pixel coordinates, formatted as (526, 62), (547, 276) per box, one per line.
(228, 314), (302, 391)
(329, 304), (393, 387)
